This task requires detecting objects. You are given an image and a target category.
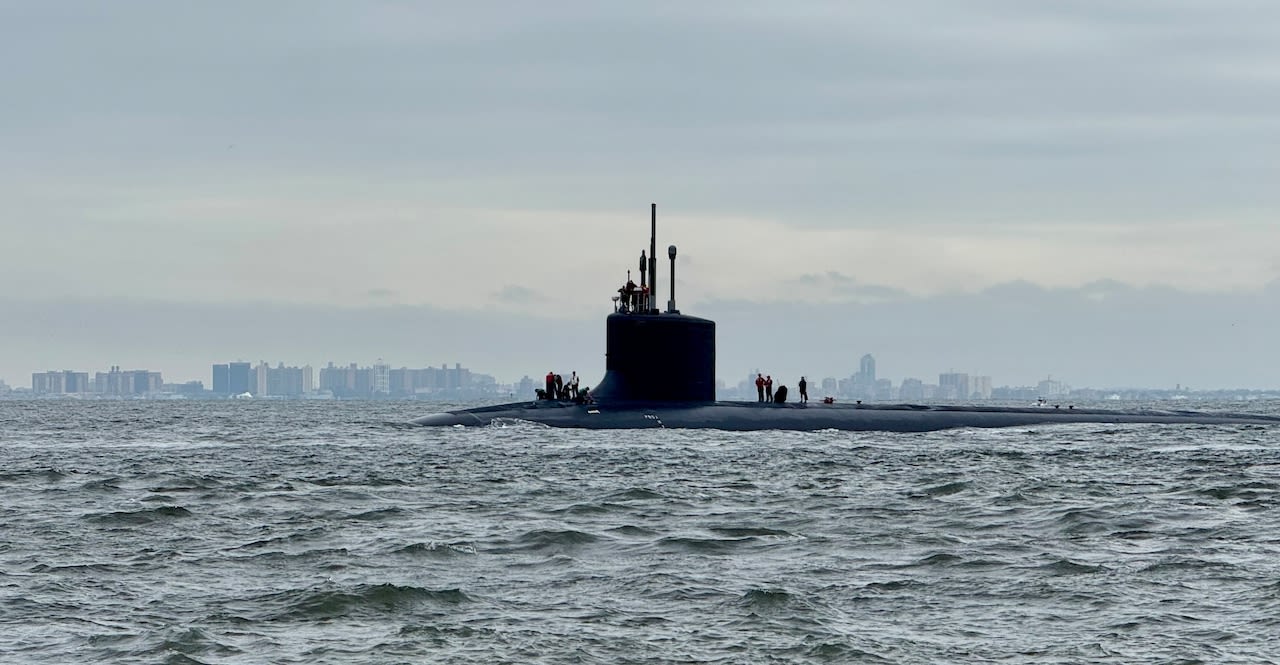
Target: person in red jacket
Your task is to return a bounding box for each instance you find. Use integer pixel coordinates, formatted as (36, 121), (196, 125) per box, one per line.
(755, 373), (765, 402)
(765, 375), (774, 402)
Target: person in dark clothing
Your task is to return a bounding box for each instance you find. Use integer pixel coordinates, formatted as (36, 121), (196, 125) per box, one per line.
(554, 374), (564, 400)
(765, 375), (774, 402)
(798, 376), (808, 403)
(755, 373), (765, 402)
(774, 385), (788, 403)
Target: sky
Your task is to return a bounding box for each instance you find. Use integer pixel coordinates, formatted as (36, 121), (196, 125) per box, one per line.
(2, 1), (1279, 389)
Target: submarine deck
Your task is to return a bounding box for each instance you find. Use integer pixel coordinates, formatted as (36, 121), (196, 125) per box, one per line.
(411, 399), (1280, 432)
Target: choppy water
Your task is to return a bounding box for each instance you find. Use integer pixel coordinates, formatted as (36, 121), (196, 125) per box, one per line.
(2, 399), (1279, 664)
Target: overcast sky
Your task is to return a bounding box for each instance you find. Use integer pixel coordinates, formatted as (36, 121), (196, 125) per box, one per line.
(3, 2), (1278, 389)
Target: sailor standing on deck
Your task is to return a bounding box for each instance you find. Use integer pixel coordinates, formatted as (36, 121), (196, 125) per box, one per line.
(799, 376), (808, 403)
(755, 374), (765, 402)
(765, 375), (774, 402)
(569, 372), (579, 400)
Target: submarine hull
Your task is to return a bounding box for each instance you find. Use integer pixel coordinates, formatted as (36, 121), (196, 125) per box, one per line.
(411, 400), (1280, 431)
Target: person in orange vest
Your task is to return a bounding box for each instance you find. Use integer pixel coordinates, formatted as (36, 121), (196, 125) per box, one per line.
(755, 373), (765, 402)
(765, 375), (774, 402)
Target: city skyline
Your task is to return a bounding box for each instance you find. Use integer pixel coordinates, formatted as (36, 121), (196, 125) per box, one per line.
(13, 347), (1279, 400)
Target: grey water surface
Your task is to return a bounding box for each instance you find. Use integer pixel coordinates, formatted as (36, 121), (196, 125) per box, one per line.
(2, 399), (1279, 664)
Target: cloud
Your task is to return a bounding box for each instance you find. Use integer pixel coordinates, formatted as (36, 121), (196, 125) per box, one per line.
(2, 1), (1279, 312)
(492, 285), (548, 304)
(782, 272), (911, 303)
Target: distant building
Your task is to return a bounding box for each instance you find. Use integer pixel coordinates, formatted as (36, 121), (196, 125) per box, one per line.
(258, 362), (314, 396)
(971, 376), (993, 400)
(32, 370), (91, 394)
(212, 364), (229, 395)
(325, 361), (479, 398)
(939, 372), (970, 400)
(320, 362), (366, 398)
(372, 360), (390, 395)
(1037, 377), (1071, 398)
(228, 362), (252, 395)
(163, 381), (205, 395)
(859, 354), (876, 383)
(899, 378), (925, 401)
(92, 366), (162, 395)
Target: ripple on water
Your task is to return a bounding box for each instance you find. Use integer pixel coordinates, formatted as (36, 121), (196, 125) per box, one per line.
(83, 506), (193, 525)
(240, 583), (473, 621)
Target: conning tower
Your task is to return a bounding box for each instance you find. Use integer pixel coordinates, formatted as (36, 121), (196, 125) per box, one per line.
(590, 204), (716, 403)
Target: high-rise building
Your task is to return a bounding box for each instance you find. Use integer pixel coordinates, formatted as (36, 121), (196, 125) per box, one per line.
(938, 372), (970, 400)
(258, 363), (313, 396)
(373, 360), (390, 395)
(971, 376), (993, 400)
(33, 370), (92, 394)
(212, 364), (229, 395)
(899, 378), (925, 400)
(849, 354), (877, 399)
(320, 362), (367, 398)
(228, 362), (252, 395)
(1037, 377), (1070, 398)
(859, 354), (876, 383)
(92, 366), (162, 395)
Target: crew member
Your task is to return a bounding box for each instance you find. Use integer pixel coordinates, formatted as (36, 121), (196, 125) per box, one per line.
(798, 376), (808, 403)
(755, 373), (765, 402)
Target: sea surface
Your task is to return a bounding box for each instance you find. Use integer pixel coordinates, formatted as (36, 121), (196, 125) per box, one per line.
(2, 399), (1279, 664)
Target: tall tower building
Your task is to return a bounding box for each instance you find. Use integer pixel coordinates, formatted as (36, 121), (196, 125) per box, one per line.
(859, 354), (876, 384)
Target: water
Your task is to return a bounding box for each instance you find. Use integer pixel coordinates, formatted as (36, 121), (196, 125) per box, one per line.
(2, 399), (1279, 663)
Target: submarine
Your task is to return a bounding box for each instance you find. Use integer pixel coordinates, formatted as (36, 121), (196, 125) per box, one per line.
(413, 205), (1280, 432)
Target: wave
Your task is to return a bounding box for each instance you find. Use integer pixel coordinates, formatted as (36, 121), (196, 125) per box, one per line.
(249, 583), (472, 621)
(738, 587), (795, 609)
(109, 625), (241, 663)
(143, 474), (225, 492)
(0, 467), (69, 484)
(654, 535), (759, 554)
(81, 477), (124, 491)
(1040, 558), (1106, 575)
(707, 526), (797, 538)
(920, 480), (970, 497)
(605, 487), (668, 501)
(233, 547), (351, 563)
(393, 541), (477, 557)
(545, 501), (627, 516)
(84, 505), (193, 525)
(491, 529), (605, 554)
(347, 507), (405, 521)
